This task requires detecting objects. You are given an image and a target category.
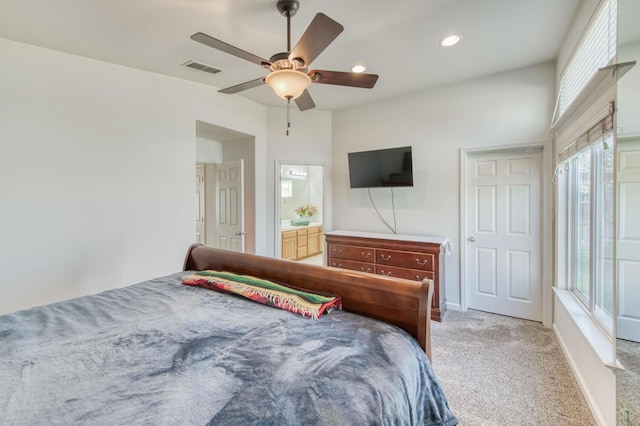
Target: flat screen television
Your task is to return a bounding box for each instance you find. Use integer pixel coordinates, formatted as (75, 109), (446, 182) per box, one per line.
(348, 146), (413, 188)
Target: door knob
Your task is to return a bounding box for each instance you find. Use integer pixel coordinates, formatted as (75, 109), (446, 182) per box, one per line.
(235, 231), (246, 236)
(467, 236), (476, 242)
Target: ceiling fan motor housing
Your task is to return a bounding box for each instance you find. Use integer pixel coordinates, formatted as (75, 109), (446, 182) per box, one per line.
(270, 52), (292, 69)
(269, 52), (306, 71)
(277, 0), (299, 18)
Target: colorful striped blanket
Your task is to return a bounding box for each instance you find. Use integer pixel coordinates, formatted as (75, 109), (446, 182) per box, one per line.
(182, 270), (342, 319)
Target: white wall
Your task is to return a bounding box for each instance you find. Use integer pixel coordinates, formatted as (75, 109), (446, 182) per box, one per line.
(309, 165), (324, 225)
(618, 40), (640, 137)
(196, 137), (223, 164)
(332, 62), (555, 307)
(0, 37), (267, 315)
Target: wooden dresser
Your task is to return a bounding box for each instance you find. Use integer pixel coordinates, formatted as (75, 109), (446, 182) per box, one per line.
(325, 230), (447, 321)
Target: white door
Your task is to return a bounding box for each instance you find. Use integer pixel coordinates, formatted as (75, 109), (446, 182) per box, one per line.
(617, 139), (640, 343)
(195, 165), (205, 244)
(465, 150), (542, 321)
(215, 160), (245, 252)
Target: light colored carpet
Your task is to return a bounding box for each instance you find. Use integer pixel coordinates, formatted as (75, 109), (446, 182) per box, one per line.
(431, 309), (595, 426)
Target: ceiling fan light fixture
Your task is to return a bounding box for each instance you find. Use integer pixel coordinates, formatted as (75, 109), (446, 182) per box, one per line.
(265, 69), (312, 100)
(351, 64), (366, 73)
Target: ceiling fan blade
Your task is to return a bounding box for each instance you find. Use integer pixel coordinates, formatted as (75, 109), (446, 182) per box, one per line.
(191, 32), (271, 67)
(310, 70), (379, 88)
(289, 13), (343, 67)
(294, 89), (316, 111)
(219, 77), (265, 94)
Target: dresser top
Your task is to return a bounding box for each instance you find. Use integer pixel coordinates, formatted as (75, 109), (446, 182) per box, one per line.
(326, 230), (449, 247)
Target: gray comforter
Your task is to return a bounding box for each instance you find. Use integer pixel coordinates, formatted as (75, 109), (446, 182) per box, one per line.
(0, 272), (458, 425)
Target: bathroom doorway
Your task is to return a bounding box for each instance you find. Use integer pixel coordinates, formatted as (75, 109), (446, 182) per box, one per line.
(275, 161), (324, 264)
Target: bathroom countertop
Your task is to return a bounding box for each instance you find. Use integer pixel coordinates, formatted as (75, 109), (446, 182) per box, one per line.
(281, 222), (323, 232)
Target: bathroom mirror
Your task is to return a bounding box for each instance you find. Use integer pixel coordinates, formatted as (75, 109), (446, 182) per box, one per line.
(276, 162), (324, 263)
(616, 0), (640, 424)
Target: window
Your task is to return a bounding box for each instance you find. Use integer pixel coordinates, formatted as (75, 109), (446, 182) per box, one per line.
(564, 128), (614, 334)
(281, 180), (293, 198)
(558, 0), (617, 116)
(571, 149), (591, 302)
(555, 0), (617, 336)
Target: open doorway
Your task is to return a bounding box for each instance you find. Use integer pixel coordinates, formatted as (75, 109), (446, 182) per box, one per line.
(275, 161), (324, 264)
(196, 120), (255, 253)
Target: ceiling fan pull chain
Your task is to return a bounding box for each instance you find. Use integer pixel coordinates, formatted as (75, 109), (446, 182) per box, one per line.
(286, 97), (291, 136)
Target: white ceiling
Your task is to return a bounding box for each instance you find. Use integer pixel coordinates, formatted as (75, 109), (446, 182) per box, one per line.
(0, 0), (583, 111)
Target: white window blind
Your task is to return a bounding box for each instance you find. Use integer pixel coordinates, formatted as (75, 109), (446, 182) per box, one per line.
(558, 113), (614, 164)
(558, 0), (617, 117)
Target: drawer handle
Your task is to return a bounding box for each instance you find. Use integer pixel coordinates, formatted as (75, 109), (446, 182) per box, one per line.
(416, 258), (428, 265)
(379, 270), (392, 276)
(332, 262), (343, 268)
(416, 275), (421, 280)
(360, 267), (372, 273)
(332, 248), (343, 255)
(361, 252), (371, 258)
(380, 254), (392, 261)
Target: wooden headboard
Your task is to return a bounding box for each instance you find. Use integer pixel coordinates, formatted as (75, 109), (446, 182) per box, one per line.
(183, 244), (434, 361)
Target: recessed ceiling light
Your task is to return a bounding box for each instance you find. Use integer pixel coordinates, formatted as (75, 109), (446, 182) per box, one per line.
(351, 65), (366, 73)
(440, 34), (461, 47)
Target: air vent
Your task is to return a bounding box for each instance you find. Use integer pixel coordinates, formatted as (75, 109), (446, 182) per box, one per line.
(182, 60), (223, 75)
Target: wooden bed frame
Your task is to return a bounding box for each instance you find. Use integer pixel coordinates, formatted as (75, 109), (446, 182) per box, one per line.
(184, 244), (434, 361)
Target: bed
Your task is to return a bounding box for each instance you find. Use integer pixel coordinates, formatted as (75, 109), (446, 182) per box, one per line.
(0, 244), (458, 425)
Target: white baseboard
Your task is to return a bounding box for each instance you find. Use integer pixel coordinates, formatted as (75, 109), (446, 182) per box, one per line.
(446, 302), (462, 311)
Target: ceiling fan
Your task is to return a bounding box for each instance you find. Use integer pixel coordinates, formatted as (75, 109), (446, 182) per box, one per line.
(190, 0), (379, 112)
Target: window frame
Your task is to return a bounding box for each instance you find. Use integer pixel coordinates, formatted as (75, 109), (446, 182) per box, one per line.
(563, 135), (615, 336)
(592, 140), (615, 334)
(568, 148), (593, 307)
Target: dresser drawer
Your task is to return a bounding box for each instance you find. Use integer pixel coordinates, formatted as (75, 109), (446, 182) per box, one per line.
(328, 257), (375, 274)
(328, 244), (375, 263)
(376, 249), (435, 272)
(375, 264), (434, 282)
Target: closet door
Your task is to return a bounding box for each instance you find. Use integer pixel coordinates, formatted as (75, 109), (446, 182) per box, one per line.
(465, 150), (542, 321)
(215, 160), (245, 252)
